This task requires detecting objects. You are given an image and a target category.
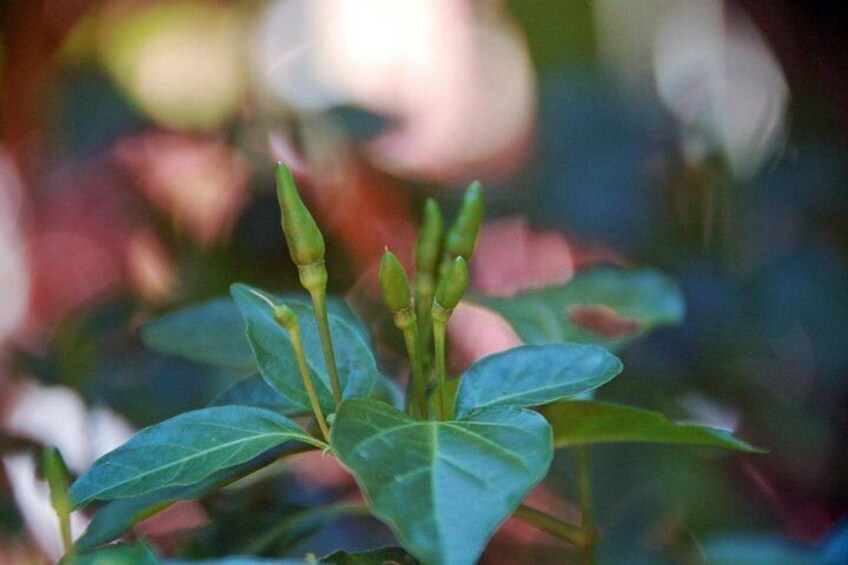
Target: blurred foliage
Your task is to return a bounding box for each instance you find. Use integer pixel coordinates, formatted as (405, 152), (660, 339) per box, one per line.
(1, 0), (846, 563)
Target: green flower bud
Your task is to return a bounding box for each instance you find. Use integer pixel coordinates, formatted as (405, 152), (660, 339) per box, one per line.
(41, 446), (70, 512)
(415, 198), (444, 275)
(41, 446), (73, 552)
(275, 162), (325, 267)
(272, 303), (298, 331)
(434, 256), (469, 313)
(445, 181), (483, 259)
(380, 250), (413, 315)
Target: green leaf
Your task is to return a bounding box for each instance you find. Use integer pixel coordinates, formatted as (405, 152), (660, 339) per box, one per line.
(60, 542), (160, 564)
(332, 399), (552, 565)
(469, 267), (684, 350)
(454, 344), (622, 418)
(211, 374), (306, 416)
(320, 547), (419, 564)
(231, 284), (378, 413)
(541, 401), (764, 452)
(141, 295), (369, 370)
(164, 559), (303, 564)
(70, 406), (324, 509)
(75, 444), (297, 552)
(141, 298), (255, 371)
(161, 548), (417, 565)
(701, 534), (819, 565)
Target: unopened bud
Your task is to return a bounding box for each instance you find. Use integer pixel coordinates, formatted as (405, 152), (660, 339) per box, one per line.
(415, 198), (444, 276)
(380, 250), (413, 315)
(445, 181), (483, 259)
(434, 256), (469, 314)
(275, 163), (325, 267)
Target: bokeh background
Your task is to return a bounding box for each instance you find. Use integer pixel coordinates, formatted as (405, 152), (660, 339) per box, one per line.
(1, 0), (846, 563)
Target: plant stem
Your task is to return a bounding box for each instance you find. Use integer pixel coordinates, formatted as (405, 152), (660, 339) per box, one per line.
(288, 324), (331, 443)
(513, 504), (594, 550)
(432, 318), (448, 420)
(576, 445), (597, 565)
(308, 288), (342, 407)
(58, 511), (73, 557)
(400, 317), (429, 419)
(415, 272), (435, 353)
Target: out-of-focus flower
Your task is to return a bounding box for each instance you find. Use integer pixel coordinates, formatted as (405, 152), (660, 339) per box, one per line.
(471, 217), (574, 297)
(23, 162), (141, 341)
(2, 454), (89, 562)
(96, 0), (246, 131)
(0, 150), (30, 348)
(1, 380), (134, 560)
(126, 230), (177, 303)
(1, 378), (210, 558)
(255, 0), (535, 182)
(596, 0), (789, 180)
(653, 2), (789, 180)
(114, 132), (250, 247)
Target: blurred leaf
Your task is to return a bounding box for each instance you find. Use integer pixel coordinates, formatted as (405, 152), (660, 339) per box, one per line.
(320, 546), (419, 564)
(332, 399), (552, 565)
(161, 547), (415, 564)
(141, 298), (255, 372)
(701, 534), (819, 565)
(454, 344), (622, 418)
(164, 559), (302, 564)
(61, 542), (160, 564)
(75, 444), (297, 552)
(541, 401), (763, 451)
(141, 295), (369, 371)
(230, 503), (372, 556)
(210, 374), (306, 416)
(469, 267), (684, 350)
(231, 284), (378, 414)
(369, 373), (405, 410)
(70, 407), (324, 508)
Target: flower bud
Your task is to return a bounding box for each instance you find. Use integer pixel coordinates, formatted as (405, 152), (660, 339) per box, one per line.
(380, 250), (413, 315)
(275, 162), (325, 267)
(41, 446), (70, 513)
(415, 198), (444, 276)
(272, 303), (298, 331)
(445, 181), (483, 259)
(434, 256), (469, 313)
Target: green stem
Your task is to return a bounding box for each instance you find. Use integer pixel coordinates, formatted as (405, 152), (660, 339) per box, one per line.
(308, 288), (342, 407)
(59, 511), (73, 557)
(513, 504), (593, 550)
(289, 325), (331, 443)
(400, 318), (429, 419)
(415, 273), (435, 353)
(432, 317), (448, 420)
(576, 445), (597, 565)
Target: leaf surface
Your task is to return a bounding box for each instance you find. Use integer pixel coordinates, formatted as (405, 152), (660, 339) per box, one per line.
(541, 401), (764, 452)
(231, 284), (377, 413)
(320, 547), (419, 564)
(211, 374), (305, 416)
(141, 294), (368, 370)
(70, 406), (322, 508)
(469, 267), (684, 350)
(60, 542), (159, 564)
(74, 444), (296, 551)
(454, 344), (622, 418)
(332, 399), (552, 565)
